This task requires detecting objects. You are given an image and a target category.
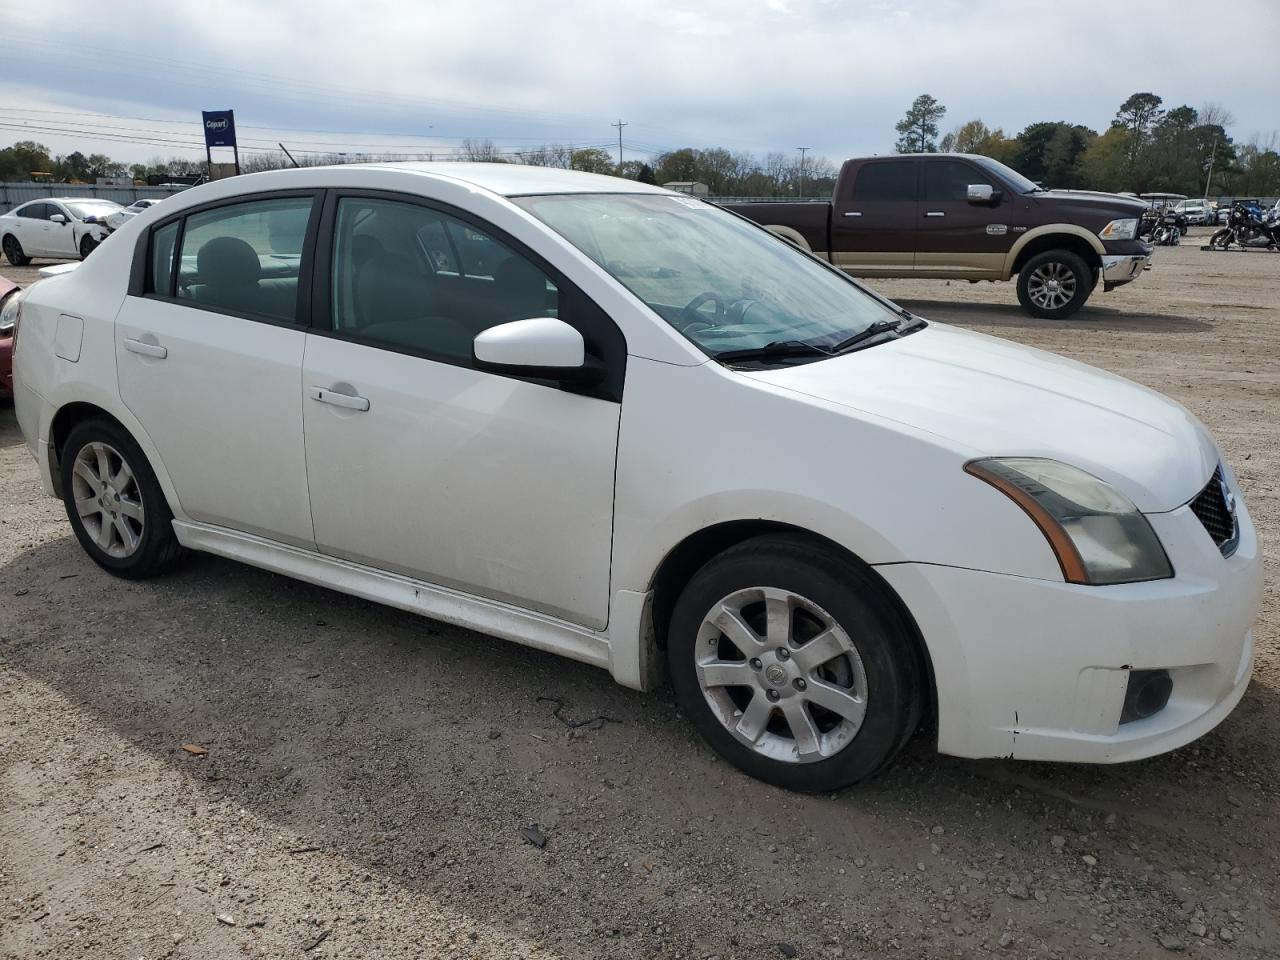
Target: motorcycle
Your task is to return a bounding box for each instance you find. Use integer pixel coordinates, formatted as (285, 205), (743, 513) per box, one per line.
(1146, 204), (1184, 246)
(1210, 201), (1279, 250)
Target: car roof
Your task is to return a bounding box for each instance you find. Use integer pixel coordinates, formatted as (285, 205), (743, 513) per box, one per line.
(309, 161), (669, 197)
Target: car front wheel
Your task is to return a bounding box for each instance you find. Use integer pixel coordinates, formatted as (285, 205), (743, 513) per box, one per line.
(668, 535), (924, 791)
(60, 418), (184, 578)
(1016, 249), (1093, 319)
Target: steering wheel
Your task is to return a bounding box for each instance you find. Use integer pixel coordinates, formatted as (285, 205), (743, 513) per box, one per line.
(678, 291), (726, 333)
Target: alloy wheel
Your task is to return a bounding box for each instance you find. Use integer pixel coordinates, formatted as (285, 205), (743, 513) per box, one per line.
(694, 586), (868, 764)
(1026, 261), (1078, 311)
(70, 441), (145, 559)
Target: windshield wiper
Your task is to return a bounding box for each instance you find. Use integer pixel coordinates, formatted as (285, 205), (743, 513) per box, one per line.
(831, 319), (901, 353)
(714, 340), (833, 364)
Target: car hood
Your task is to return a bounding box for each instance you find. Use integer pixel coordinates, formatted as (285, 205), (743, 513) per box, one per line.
(1031, 190), (1147, 217)
(742, 324), (1217, 512)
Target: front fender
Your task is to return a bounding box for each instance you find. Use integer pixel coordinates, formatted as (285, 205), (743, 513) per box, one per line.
(1002, 224), (1106, 279)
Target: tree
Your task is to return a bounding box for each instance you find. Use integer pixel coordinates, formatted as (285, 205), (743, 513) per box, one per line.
(618, 160), (657, 183)
(1015, 122), (1094, 187)
(569, 148), (615, 175)
(0, 140), (53, 180)
(459, 138), (505, 163)
(940, 119), (994, 155)
(1113, 92), (1164, 175)
(895, 94), (946, 153)
(1078, 126), (1132, 192)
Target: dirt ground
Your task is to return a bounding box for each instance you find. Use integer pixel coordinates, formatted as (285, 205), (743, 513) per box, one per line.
(1, 231), (1277, 959)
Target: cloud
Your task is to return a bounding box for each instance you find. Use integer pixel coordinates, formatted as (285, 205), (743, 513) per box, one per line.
(2, 0), (1276, 164)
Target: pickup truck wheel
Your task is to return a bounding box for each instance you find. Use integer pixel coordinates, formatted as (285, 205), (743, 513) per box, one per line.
(667, 535), (923, 791)
(1016, 249), (1092, 319)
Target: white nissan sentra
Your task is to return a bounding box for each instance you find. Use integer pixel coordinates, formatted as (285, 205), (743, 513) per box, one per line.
(10, 164), (1261, 791)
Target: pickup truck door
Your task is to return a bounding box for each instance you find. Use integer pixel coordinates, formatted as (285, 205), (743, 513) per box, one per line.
(830, 158), (919, 277)
(913, 159), (1012, 279)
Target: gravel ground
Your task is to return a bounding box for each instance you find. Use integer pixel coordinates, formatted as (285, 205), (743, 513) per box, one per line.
(1, 231), (1277, 959)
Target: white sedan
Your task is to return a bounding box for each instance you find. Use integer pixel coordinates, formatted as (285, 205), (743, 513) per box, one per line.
(105, 198), (164, 231)
(1, 197), (123, 264)
(9, 164), (1261, 790)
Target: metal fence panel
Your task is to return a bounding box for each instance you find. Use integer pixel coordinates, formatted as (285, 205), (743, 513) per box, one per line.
(1, 182), (191, 210)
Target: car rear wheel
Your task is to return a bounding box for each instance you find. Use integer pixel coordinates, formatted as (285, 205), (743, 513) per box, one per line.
(667, 535), (924, 791)
(60, 418), (184, 579)
(3, 234), (31, 266)
(1016, 249), (1093, 319)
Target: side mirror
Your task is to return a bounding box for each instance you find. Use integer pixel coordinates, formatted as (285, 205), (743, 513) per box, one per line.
(49, 213), (68, 224)
(966, 184), (1002, 204)
(472, 317), (605, 385)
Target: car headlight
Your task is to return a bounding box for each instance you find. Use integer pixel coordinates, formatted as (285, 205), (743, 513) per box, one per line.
(1098, 218), (1139, 241)
(965, 458), (1172, 585)
(0, 289), (22, 336)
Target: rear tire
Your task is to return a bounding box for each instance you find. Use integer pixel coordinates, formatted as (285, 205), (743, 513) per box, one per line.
(3, 234), (31, 266)
(1016, 249), (1093, 319)
(60, 418), (185, 579)
(667, 534), (924, 791)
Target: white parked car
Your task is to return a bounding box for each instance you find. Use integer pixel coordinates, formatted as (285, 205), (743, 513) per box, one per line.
(105, 198), (164, 231)
(9, 164), (1261, 790)
(1, 197), (123, 264)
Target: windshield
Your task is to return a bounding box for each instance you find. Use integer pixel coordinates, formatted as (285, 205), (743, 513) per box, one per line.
(968, 156), (1042, 194)
(513, 193), (900, 359)
(64, 200), (123, 219)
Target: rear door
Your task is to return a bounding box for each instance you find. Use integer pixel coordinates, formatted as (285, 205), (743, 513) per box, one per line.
(115, 192), (320, 548)
(13, 202), (53, 256)
(914, 158), (1011, 279)
(830, 159), (919, 276)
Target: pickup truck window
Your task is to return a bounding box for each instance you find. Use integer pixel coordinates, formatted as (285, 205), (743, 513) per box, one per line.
(923, 161), (994, 202)
(515, 193), (899, 361)
(851, 161), (917, 202)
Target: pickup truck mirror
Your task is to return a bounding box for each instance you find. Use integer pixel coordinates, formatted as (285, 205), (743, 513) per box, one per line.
(966, 184), (1001, 205)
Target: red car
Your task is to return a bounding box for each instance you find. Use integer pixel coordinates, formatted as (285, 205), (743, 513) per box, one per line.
(0, 276), (18, 399)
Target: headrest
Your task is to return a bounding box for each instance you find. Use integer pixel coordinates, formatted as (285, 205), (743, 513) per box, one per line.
(197, 236), (261, 287)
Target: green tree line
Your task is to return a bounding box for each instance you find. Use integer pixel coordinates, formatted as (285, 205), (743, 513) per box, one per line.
(4, 89), (1276, 197)
(896, 91), (1279, 197)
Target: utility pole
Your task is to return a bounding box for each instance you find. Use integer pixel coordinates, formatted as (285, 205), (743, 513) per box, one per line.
(797, 147), (810, 198)
(1203, 134), (1218, 200)
(611, 119), (628, 170)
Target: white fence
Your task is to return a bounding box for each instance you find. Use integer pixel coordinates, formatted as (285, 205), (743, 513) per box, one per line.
(1, 181), (192, 210)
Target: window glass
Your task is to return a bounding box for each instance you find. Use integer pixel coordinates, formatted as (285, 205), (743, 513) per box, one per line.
(514, 193), (900, 359)
(149, 221), (179, 296)
(331, 197), (558, 364)
(923, 161), (992, 203)
(851, 162), (917, 202)
(176, 197), (314, 322)
(19, 203), (49, 220)
(64, 200), (122, 220)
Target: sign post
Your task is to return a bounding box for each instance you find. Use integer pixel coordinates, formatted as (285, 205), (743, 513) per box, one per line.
(201, 110), (240, 178)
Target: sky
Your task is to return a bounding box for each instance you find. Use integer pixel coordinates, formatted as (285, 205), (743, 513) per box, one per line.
(2, 0), (1277, 168)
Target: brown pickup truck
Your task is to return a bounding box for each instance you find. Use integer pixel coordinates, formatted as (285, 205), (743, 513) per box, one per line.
(721, 153), (1151, 319)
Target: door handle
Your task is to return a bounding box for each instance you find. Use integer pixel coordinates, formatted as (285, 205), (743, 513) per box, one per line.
(124, 338), (167, 359)
(842, 211), (862, 218)
(309, 386), (370, 412)
(925, 211), (946, 217)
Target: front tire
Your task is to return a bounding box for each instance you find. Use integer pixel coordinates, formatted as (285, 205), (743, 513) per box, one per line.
(79, 234), (98, 260)
(668, 535), (924, 791)
(1016, 249), (1093, 319)
(1209, 228), (1232, 250)
(3, 234), (31, 266)
(60, 418), (184, 579)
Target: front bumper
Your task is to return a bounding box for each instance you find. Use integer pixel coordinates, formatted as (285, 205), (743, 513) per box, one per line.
(0, 335), (11, 398)
(1101, 252), (1150, 291)
(878, 489), (1262, 764)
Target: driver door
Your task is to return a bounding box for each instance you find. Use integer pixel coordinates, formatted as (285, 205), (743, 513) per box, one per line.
(302, 194), (622, 629)
(46, 202), (80, 259)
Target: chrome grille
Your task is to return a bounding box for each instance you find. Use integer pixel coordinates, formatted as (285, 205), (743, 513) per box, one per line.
(1189, 466), (1238, 556)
